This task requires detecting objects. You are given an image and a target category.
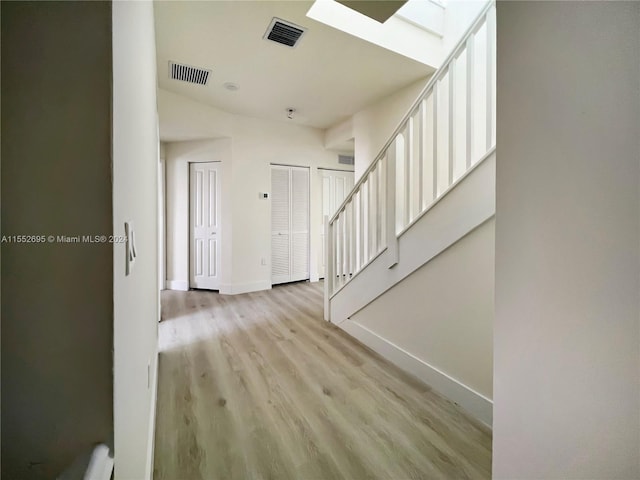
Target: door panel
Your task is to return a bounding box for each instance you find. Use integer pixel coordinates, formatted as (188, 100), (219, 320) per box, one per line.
(271, 165), (309, 285)
(271, 166), (291, 284)
(291, 232), (309, 278)
(290, 167), (309, 282)
(271, 167), (290, 233)
(271, 233), (290, 280)
(190, 162), (221, 290)
(318, 169), (354, 278)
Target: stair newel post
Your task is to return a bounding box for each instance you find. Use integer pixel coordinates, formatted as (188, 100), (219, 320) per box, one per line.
(324, 214), (333, 321)
(386, 142), (399, 269)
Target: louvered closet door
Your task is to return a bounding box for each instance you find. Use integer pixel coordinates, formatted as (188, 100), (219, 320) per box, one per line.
(271, 165), (309, 285)
(271, 166), (291, 284)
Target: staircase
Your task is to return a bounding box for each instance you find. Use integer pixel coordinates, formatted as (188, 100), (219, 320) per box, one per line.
(324, 1), (496, 425)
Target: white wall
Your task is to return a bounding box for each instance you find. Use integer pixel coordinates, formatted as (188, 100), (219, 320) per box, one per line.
(231, 115), (348, 290)
(351, 218), (494, 400)
(161, 91), (353, 294)
(1, 3), (113, 478)
(324, 116), (354, 152)
(494, 2), (640, 478)
(112, 2), (160, 479)
(352, 77), (430, 180)
(159, 88), (233, 141)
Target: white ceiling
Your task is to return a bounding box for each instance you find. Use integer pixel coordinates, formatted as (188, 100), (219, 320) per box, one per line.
(154, 0), (433, 129)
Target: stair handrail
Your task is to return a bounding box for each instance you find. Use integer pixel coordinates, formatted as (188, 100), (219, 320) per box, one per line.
(329, 0), (495, 226)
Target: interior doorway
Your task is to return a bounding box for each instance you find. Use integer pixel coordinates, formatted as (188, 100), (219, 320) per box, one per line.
(271, 164), (310, 285)
(189, 162), (221, 290)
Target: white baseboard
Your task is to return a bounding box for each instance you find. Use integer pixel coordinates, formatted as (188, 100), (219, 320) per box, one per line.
(145, 351), (159, 480)
(165, 280), (188, 291)
(219, 280), (272, 295)
(165, 280), (273, 295)
(340, 319), (493, 428)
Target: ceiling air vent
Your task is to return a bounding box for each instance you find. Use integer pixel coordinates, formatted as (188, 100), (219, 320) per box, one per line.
(263, 18), (306, 47)
(339, 155), (355, 166)
(169, 61), (211, 86)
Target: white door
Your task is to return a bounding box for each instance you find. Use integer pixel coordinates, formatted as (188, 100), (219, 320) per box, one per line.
(271, 165), (309, 285)
(189, 162), (221, 290)
(319, 169), (354, 278)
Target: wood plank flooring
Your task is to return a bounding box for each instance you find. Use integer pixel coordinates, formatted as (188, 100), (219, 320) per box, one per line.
(154, 281), (492, 480)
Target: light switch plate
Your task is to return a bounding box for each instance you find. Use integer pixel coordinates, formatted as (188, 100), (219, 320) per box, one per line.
(125, 221), (136, 275)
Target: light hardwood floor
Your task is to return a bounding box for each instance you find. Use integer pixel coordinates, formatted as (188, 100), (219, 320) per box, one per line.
(154, 281), (491, 480)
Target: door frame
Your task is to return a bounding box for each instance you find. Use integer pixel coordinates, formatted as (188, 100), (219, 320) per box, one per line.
(158, 153), (166, 292)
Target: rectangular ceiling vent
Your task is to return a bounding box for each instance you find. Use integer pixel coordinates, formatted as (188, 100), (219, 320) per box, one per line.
(169, 61), (211, 85)
(263, 18), (306, 47)
(338, 155), (355, 165)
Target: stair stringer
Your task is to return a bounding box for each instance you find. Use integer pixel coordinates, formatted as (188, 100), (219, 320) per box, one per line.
(330, 151), (495, 324)
(329, 151), (495, 425)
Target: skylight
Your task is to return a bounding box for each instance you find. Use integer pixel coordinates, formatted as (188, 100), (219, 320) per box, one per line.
(395, 0), (445, 37)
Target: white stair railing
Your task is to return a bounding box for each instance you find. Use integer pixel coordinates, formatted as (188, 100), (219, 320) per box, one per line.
(325, 1), (496, 310)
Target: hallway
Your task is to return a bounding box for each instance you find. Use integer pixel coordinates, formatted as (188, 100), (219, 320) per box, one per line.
(153, 281), (491, 479)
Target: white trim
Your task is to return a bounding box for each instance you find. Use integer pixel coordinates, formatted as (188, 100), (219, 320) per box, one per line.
(330, 152), (495, 324)
(317, 167), (355, 173)
(340, 319), (493, 428)
(329, 246), (387, 299)
(219, 281), (272, 295)
(397, 146), (495, 238)
(165, 280), (188, 291)
(159, 156), (166, 291)
(334, 215), (495, 329)
(144, 351), (159, 480)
